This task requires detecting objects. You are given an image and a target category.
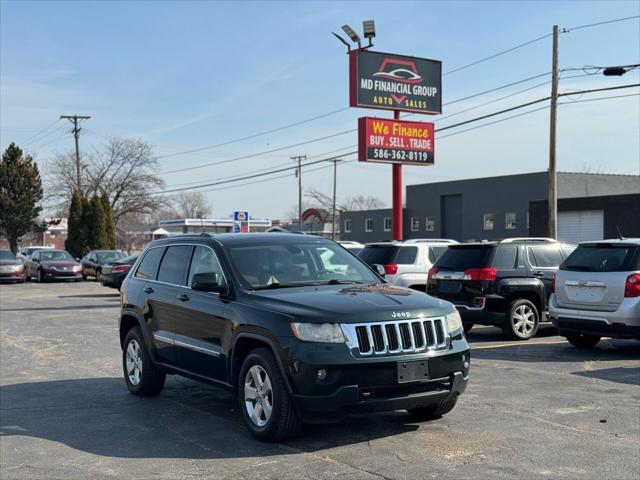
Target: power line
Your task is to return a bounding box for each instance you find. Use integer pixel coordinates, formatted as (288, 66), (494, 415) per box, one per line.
(565, 15), (640, 32)
(156, 107), (350, 160)
(444, 33), (552, 76)
(160, 83), (639, 190)
(18, 119), (61, 146)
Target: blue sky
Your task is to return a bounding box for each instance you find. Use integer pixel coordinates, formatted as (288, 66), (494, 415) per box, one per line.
(1, 0), (639, 219)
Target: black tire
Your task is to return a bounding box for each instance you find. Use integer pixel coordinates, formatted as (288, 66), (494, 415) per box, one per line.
(96, 269), (102, 282)
(565, 332), (601, 348)
(238, 347), (301, 442)
(463, 323), (474, 334)
(82, 273), (87, 280)
(407, 395), (458, 421)
(25, 271), (31, 281)
(122, 327), (165, 396)
(37, 269), (44, 283)
(503, 298), (539, 340)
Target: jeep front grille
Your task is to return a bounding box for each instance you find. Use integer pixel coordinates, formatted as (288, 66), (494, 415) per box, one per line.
(341, 318), (448, 356)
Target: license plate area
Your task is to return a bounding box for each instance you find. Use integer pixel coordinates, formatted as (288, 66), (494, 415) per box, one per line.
(397, 360), (429, 383)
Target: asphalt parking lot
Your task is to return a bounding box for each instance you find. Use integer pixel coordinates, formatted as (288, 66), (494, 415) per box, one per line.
(1, 281), (638, 480)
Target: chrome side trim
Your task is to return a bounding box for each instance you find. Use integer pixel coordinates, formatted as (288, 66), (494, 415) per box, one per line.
(174, 334), (222, 357)
(152, 332), (174, 344)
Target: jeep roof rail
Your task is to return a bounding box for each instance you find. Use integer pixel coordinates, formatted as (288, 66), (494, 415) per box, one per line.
(500, 237), (556, 244)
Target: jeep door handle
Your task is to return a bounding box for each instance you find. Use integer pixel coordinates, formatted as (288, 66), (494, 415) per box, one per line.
(177, 293), (190, 302)
(143, 286), (154, 294)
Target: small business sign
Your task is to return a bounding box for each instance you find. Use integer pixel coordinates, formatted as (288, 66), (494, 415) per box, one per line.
(233, 211), (249, 233)
(358, 117), (434, 166)
(350, 50), (442, 114)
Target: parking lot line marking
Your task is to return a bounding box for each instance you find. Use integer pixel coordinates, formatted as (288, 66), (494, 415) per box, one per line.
(470, 339), (569, 350)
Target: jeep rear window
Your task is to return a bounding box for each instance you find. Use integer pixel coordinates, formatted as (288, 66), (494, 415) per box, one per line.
(434, 245), (491, 270)
(562, 244), (639, 272)
(358, 246), (417, 265)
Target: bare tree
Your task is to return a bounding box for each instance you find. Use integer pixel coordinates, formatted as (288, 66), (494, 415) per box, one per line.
(304, 188), (385, 213)
(47, 137), (165, 224)
(168, 191), (212, 219)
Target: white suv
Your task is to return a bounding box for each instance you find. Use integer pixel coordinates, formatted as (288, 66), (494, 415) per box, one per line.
(358, 239), (458, 291)
(549, 238), (640, 348)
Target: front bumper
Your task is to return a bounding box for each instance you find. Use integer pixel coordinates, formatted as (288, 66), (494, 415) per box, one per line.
(279, 334), (470, 422)
(41, 270), (82, 280)
(0, 270), (25, 281)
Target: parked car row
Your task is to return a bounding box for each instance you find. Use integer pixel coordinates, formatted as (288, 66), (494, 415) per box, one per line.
(1, 247), (135, 289)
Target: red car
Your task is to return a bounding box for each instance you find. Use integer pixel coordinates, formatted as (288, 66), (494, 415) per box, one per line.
(0, 250), (26, 283)
(24, 249), (82, 282)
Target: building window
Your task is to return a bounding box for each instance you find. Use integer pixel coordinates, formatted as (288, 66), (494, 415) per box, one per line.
(383, 217), (391, 232)
(483, 213), (494, 230)
(365, 218), (373, 232)
(344, 219), (351, 233)
(505, 212), (517, 230)
(411, 217), (419, 232)
(426, 216), (435, 232)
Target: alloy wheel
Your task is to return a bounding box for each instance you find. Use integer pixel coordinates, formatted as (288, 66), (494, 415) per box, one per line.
(125, 339), (143, 385)
(512, 304), (536, 336)
(244, 365), (273, 427)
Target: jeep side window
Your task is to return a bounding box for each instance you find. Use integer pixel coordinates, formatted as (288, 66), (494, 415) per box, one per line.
(157, 245), (192, 285)
(528, 245), (563, 268)
(188, 246), (226, 287)
(492, 246), (517, 269)
(135, 247), (165, 280)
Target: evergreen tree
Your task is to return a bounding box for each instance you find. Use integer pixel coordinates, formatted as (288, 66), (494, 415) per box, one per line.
(100, 193), (117, 249)
(88, 195), (108, 249)
(65, 190), (86, 258)
(0, 143), (43, 253)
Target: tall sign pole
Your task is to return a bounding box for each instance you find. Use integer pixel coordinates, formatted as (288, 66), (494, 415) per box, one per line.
(60, 114), (91, 192)
(392, 110), (403, 240)
(331, 159), (338, 240)
(548, 25), (559, 239)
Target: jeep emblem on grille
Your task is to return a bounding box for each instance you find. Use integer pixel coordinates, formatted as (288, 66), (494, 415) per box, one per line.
(391, 311), (412, 319)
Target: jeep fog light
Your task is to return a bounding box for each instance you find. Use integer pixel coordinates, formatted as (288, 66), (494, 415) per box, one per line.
(445, 311), (463, 334)
(316, 369), (327, 381)
(290, 323), (345, 343)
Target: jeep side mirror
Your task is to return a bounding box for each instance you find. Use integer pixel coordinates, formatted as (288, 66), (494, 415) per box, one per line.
(191, 272), (229, 295)
(372, 264), (386, 278)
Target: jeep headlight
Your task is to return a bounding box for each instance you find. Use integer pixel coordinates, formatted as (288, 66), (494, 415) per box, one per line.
(445, 310), (463, 334)
(290, 323), (345, 343)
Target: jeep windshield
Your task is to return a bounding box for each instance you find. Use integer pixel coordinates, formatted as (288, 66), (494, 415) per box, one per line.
(227, 241), (381, 290)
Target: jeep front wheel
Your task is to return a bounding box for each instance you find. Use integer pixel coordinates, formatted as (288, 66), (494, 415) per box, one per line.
(503, 299), (539, 340)
(238, 347), (301, 442)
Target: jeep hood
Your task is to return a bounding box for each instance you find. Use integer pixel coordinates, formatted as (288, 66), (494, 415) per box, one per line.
(248, 283), (454, 323)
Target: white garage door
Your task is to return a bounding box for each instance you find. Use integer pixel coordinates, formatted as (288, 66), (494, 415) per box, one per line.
(558, 210), (604, 244)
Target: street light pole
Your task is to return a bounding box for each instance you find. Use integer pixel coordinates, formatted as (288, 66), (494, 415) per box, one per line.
(547, 25), (559, 239)
(332, 159), (338, 240)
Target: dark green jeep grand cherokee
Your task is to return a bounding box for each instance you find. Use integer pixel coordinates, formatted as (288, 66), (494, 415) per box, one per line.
(119, 233), (470, 441)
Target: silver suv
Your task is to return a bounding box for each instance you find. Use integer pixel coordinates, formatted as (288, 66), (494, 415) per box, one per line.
(358, 239), (458, 291)
(549, 239), (640, 348)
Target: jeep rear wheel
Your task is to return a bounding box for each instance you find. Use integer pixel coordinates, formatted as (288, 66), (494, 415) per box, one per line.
(407, 396), (458, 421)
(238, 347), (301, 442)
(122, 327), (165, 396)
(503, 299), (539, 340)
(565, 332), (601, 348)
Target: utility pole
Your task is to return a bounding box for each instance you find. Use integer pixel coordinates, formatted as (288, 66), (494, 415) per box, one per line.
(291, 155), (306, 230)
(60, 114), (91, 192)
(547, 25), (559, 239)
(331, 159), (339, 240)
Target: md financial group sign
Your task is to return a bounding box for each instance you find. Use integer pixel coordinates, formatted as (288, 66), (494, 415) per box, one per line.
(350, 50), (441, 166)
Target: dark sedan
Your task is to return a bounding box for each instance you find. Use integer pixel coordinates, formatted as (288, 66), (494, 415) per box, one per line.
(24, 249), (82, 282)
(0, 250), (26, 283)
(100, 254), (138, 290)
(80, 250), (125, 281)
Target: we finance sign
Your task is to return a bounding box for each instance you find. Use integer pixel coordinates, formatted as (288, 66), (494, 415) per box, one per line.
(349, 50), (442, 114)
(358, 117), (434, 166)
